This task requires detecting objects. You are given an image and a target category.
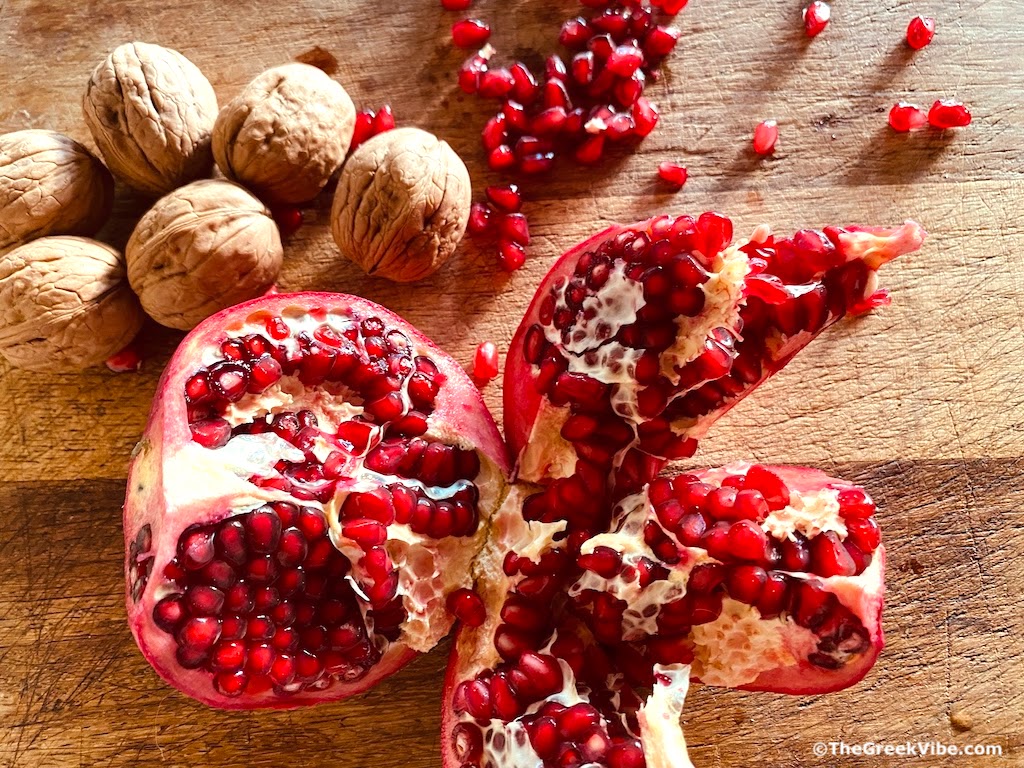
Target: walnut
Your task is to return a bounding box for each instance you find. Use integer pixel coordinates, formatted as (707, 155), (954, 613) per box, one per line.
(331, 127), (471, 282)
(82, 42), (218, 197)
(126, 179), (282, 330)
(213, 63), (356, 205)
(0, 130), (114, 250)
(0, 236), (144, 373)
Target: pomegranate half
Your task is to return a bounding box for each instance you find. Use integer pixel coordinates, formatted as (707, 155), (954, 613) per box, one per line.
(124, 293), (509, 708)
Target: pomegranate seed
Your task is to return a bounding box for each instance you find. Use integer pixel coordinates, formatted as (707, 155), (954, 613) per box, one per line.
(657, 162), (687, 189)
(577, 546), (623, 578)
(810, 531), (857, 577)
(644, 26), (680, 57)
(350, 110), (376, 150)
(632, 97), (660, 137)
(836, 487), (876, 518)
(803, 1), (831, 36)
(726, 520), (769, 563)
(606, 45), (644, 77)
(499, 213), (530, 246)
(272, 206), (303, 238)
(575, 135), (605, 164)
(518, 152), (556, 175)
(928, 99), (972, 129)
(510, 62), (539, 103)
(441, 0), (472, 9)
(106, 341), (143, 373)
(479, 68), (515, 99)
(726, 564), (768, 604)
(498, 240), (527, 271)
(560, 17), (592, 49)
(447, 588), (487, 627)
(486, 184), (522, 213)
(373, 105), (395, 134)
(473, 341), (500, 381)
(468, 202), (492, 234)
(906, 15), (935, 49)
(888, 102), (927, 132)
(659, 0), (689, 13)
(452, 18), (491, 49)
(488, 144), (516, 171)
(753, 119), (779, 155)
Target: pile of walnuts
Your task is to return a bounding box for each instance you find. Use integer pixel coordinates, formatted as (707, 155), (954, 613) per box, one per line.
(0, 42), (472, 374)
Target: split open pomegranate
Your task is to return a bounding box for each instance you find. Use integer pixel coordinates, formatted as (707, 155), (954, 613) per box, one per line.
(124, 293), (508, 707)
(125, 213), (924, 764)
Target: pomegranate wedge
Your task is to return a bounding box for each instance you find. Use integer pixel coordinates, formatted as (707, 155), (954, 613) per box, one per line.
(505, 214), (925, 522)
(124, 293), (508, 708)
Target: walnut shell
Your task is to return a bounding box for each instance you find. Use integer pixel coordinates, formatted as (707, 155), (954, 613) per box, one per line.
(126, 179), (282, 330)
(83, 42), (218, 197)
(0, 236), (144, 373)
(213, 63), (356, 205)
(0, 130), (114, 250)
(331, 127), (471, 283)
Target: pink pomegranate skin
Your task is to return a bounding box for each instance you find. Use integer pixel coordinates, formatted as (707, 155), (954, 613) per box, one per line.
(124, 292), (509, 709)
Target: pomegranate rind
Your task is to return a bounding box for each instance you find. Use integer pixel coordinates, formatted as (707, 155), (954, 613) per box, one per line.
(125, 292), (509, 709)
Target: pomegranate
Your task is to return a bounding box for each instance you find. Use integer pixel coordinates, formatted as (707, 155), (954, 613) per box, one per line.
(442, 465), (883, 767)
(504, 213), (926, 518)
(124, 292), (509, 707)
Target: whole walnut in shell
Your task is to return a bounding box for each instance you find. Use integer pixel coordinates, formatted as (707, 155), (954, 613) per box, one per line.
(83, 42), (218, 197)
(0, 130), (114, 250)
(0, 236), (144, 373)
(213, 63), (356, 205)
(126, 179), (282, 330)
(331, 127), (471, 282)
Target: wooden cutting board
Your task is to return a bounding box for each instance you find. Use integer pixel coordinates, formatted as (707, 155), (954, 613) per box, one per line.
(0, 0), (1021, 765)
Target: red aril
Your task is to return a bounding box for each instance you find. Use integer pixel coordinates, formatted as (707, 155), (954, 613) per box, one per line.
(473, 342), (500, 382)
(106, 340), (143, 373)
(657, 162), (688, 188)
(928, 99), (972, 129)
(803, 1), (831, 36)
(906, 15), (935, 49)
(452, 18), (491, 49)
(888, 102), (927, 132)
(125, 293), (509, 708)
(753, 119), (779, 155)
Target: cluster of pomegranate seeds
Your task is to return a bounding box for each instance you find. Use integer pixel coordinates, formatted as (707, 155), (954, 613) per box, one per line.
(153, 502), (386, 698)
(752, 119), (779, 155)
(906, 15), (936, 49)
(350, 105), (396, 151)
(656, 161), (687, 189)
(888, 102), (928, 132)
(455, 1), (688, 272)
(468, 184), (531, 270)
(452, 18), (491, 48)
(928, 99), (972, 129)
(802, 1), (831, 36)
(473, 341), (500, 382)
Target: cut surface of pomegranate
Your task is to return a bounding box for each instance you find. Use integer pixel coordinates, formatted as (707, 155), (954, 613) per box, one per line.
(125, 293), (509, 708)
(504, 213), (926, 522)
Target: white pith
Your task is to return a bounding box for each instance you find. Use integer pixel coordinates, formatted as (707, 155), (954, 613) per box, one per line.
(638, 664), (695, 768)
(763, 487), (848, 540)
(517, 404), (575, 483)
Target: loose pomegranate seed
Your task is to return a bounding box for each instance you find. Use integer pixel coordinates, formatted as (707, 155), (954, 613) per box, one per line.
(928, 99), (972, 129)
(452, 18), (491, 49)
(753, 119), (779, 155)
(657, 162), (688, 189)
(106, 341), (143, 373)
(351, 110), (376, 150)
(888, 102), (927, 132)
(473, 342), (500, 382)
(468, 202), (492, 234)
(441, 0), (472, 9)
(272, 206), (304, 238)
(498, 241), (527, 271)
(486, 184), (522, 213)
(906, 15), (935, 49)
(803, 1), (831, 36)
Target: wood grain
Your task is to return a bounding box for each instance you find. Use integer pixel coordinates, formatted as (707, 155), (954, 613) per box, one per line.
(0, 0), (1022, 765)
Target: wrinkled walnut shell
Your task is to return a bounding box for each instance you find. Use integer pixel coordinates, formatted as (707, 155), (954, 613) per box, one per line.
(126, 179), (283, 330)
(213, 63), (356, 205)
(83, 42), (218, 197)
(0, 236), (144, 373)
(331, 127), (471, 283)
(0, 130), (114, 250)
